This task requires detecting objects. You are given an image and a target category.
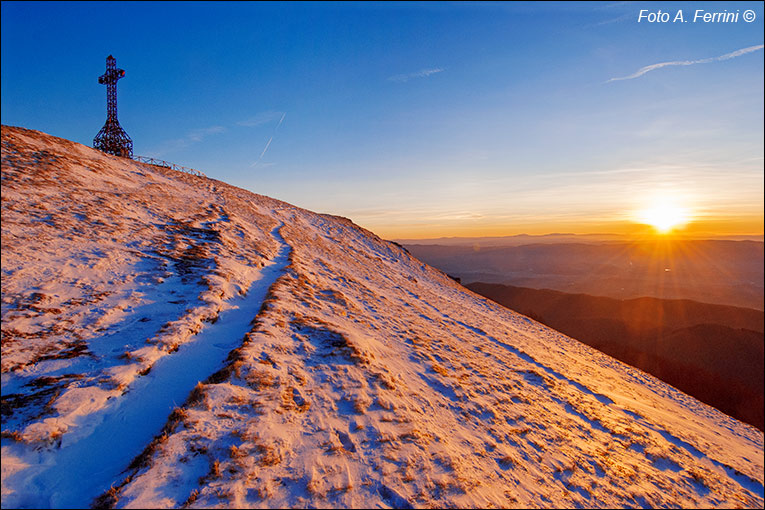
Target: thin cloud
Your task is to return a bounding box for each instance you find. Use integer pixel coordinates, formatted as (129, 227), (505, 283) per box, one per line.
(148, 125), (225, 156)
(388, 67), (444, 83)
(588, 12), (632, 27)
(607, 44), (764, 82)
(237, 111), (286, 128)
(187, 125), (225, 142)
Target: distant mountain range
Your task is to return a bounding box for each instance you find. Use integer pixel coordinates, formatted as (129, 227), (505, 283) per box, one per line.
(396, 233), (765, 247)
(466, 282), (764, 431)
(405, 241), (764, 310)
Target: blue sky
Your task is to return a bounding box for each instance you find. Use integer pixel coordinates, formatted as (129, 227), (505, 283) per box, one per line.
(2, 1), (763, 238)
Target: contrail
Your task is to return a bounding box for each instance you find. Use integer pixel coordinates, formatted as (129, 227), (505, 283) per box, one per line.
(259, 137), (273, 160)
(607, 44), (764, 82)
(251, 113), (286, 168)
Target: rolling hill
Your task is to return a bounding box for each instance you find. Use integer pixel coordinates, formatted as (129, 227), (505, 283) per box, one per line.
(1, 125), (763, 508)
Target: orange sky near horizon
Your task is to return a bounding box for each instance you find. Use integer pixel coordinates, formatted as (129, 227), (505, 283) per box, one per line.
(317, 157), (765, 242)
(373, 215), (765, 241)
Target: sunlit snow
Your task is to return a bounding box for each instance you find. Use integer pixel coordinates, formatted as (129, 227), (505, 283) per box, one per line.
(1, 125), (763, 508)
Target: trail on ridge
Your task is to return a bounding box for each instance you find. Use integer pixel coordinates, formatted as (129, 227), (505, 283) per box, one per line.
(2, 225), (291, 509)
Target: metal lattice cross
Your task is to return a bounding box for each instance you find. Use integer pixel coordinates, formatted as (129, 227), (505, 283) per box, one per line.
(93, 55), (133, 158)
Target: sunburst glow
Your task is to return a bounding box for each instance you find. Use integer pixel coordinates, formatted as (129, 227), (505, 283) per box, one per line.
(637, 199), (691, 234)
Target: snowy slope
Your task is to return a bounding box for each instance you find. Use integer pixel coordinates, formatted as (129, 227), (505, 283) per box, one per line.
(1, 125), (763, 509)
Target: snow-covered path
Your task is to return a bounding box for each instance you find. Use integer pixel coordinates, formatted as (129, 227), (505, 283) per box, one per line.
(1, 225), (291, 509)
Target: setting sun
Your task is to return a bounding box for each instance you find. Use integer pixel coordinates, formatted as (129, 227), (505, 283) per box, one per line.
(637, 200), (691, 234)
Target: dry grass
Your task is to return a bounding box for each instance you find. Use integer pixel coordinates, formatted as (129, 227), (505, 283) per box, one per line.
(181, 488), (199, 508)
(376, 395), (396, 411)
(233, 421), (260, 442)
(330, 482), (354, 494)
(229, 444), (247, 459)
(91, 484), (119, 509)
(168, 407), (190, 428)
(280, 386), (310, 412)
(0, 374), (81, 423)
(352, 394), (372, 414)
(399, 428), (433, 445)
(199, 459), (222, 484)
(290, 316), (370, 365)
(372, 371), (397, 390)
(117, 350), (142, 362)
(323, 440), (348, 455)
(245, 368), (275, 390)
(188, 382), (208, 409)
(306, 478), (323, 498)
(431, 363), (449, 377)
(0, 430), (24, 442)
(254, 442), (283, 466)
(508, 426), (531, 436)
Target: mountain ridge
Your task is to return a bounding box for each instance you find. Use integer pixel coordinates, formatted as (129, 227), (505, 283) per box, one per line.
(1, 125), (763, 508)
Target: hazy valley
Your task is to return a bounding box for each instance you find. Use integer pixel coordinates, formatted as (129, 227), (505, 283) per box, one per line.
(404, 241), (764, 311)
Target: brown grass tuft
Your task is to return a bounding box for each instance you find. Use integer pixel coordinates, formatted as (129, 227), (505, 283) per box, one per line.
(182, 488), (199, 507)
(255, 443), (282, 466)
(0, 430), (24, 442)
(92, 484), (119, 509)
(229, 444), (248, 459)
(245, 369), (275, 390)
(199, 459), (222, 483)
(431, 363), (449, 377)
(188, 382), (208, 408)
